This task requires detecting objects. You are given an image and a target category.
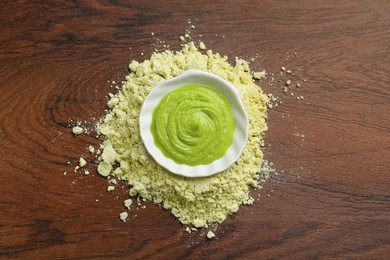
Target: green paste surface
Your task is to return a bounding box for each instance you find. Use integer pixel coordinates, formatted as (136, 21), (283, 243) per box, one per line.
(151, 84), (235, 166)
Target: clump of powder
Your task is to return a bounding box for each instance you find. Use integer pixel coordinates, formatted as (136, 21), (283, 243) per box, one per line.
(96, 42), (269, 227)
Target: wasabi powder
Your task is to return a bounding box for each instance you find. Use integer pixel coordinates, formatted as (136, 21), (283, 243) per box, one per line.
(96, 42), (269, 227)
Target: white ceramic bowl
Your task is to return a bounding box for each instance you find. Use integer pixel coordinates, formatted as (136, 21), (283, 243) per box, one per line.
(139, 69), (248, 178)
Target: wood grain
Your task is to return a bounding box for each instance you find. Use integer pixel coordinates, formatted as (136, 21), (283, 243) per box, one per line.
(1, 0), (389, 259)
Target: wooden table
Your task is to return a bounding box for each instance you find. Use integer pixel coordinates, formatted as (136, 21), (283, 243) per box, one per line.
(1, 1), (389, 259)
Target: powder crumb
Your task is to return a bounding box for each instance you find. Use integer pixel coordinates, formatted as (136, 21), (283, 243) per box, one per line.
(286, 70), (292, 74)
(253, 71), (266, 80)
(244, 197), (255, 205)
(199, 42), (206, 50)
(88, 146), (95, 153)
(79, 157), (87, 168)
(179, 36), (185, 41)
(186, 227), (192, 233)
(97, 162), (111, 177)
(72, 126), (84, 135)
(285, 80), (291, 86)
(119, 212), (128, 222)
(268, 94), (278, 103)
(193, 219), (206, 228)
(184, 33), (190, 39)
(107, 186), (115, 192)
(296, 83), (301, 88)
(281, 67), (286, 71)
(124, 199), (132, 209)
(207, 231), (216, 239)
(74, 166), (80, 172)
(84, 170), (90, 175)
(191, 25), (195, 29)
(63, 171), (67, 176)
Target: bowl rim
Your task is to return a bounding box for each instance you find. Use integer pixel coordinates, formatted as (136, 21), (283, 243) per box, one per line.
(139, 69), (249, 178)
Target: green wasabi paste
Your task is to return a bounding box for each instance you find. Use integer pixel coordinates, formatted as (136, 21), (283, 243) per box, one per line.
(151, 84), (235, 166)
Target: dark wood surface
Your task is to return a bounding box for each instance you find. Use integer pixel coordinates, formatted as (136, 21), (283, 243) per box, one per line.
(1, 0), (389, 259)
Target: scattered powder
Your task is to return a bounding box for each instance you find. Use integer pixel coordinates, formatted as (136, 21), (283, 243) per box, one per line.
(278, 61), (307, 101)
(95, 42), (269, 228)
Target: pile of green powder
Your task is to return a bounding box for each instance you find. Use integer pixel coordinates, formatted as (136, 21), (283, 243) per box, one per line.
(96, 42), (269, 228)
